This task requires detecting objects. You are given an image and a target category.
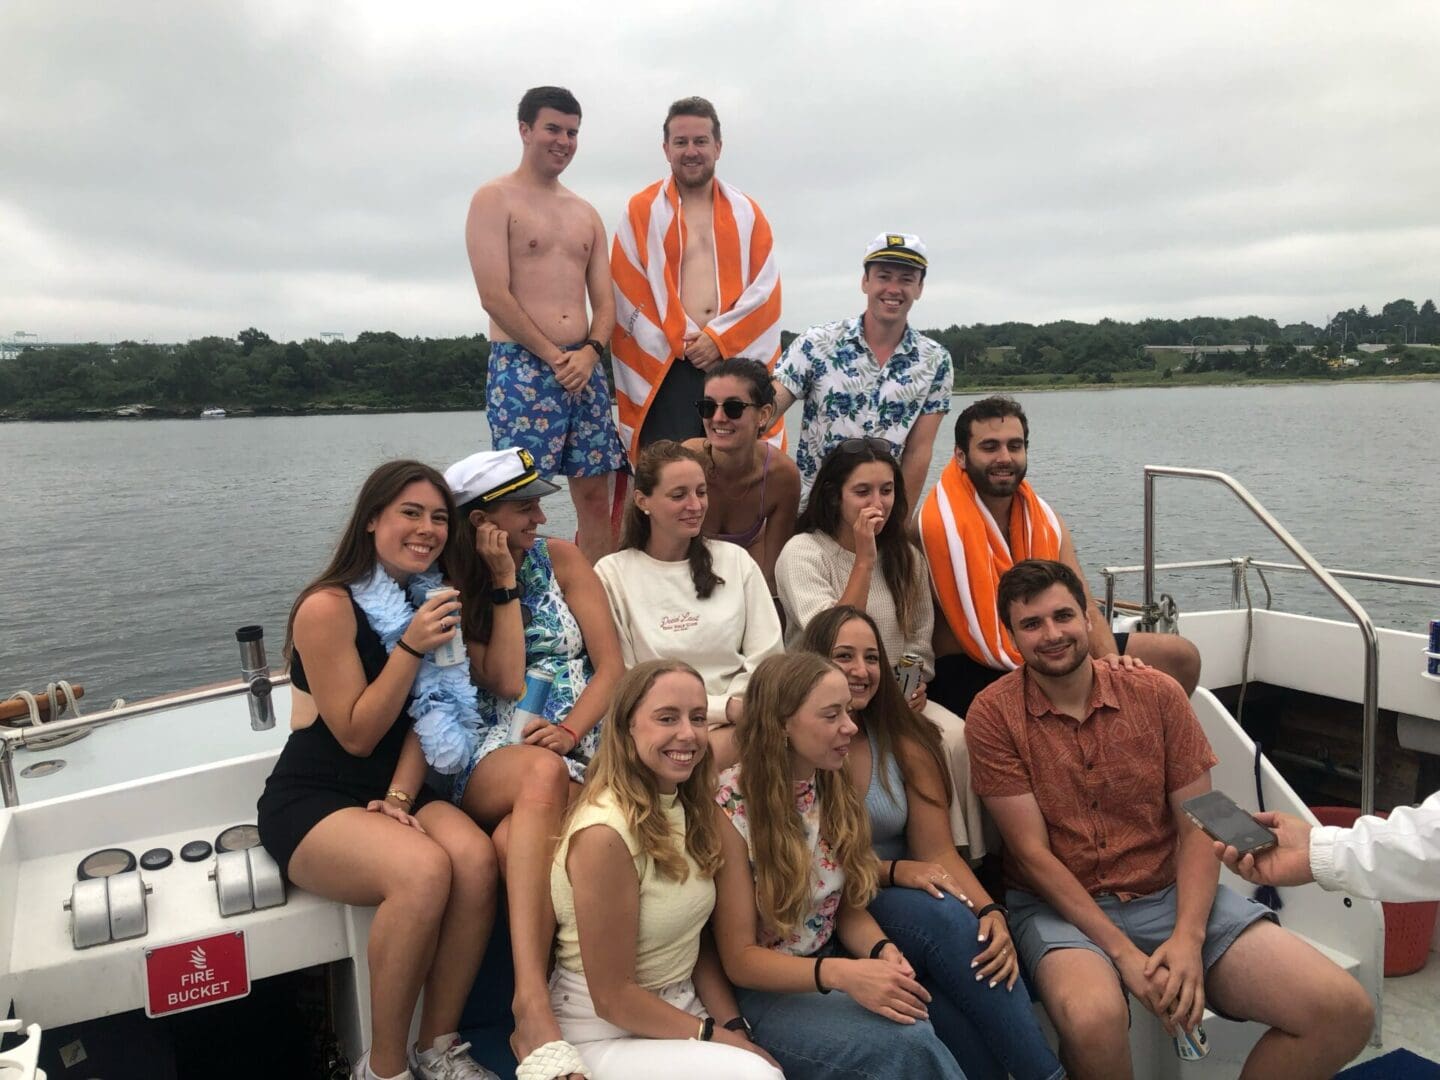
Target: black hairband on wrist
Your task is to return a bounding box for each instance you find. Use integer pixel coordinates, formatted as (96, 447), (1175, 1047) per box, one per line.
(396, 639), (424, 659)
(975, 902), (1008, 922)
(868, 937), (893, 960)
(813, 955), (831, 994)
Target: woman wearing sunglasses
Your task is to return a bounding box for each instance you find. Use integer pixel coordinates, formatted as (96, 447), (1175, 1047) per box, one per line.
(595, 441), (783, 771)
(775, 439), (988, 862)
(681, 359), (800, 593)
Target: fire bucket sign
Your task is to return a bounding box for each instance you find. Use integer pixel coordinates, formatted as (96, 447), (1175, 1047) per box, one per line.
(145, 930), (250, 1017)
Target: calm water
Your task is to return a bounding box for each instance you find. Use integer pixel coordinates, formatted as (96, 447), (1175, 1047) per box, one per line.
(4, 382), (1439, 704)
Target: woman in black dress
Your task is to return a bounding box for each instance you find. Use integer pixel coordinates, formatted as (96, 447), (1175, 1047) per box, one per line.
(258, 460), (499, 1080)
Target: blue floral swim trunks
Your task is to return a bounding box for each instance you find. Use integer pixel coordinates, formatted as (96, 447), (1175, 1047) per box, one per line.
(486, 341), (629, 478)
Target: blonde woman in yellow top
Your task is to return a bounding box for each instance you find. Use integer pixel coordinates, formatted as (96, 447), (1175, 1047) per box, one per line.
(549, 659), (783, 1079)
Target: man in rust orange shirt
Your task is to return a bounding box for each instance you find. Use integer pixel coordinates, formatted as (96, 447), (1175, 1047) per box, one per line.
(965, 559), (1373, 1080)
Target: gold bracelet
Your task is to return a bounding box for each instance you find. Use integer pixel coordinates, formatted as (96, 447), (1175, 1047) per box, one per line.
(385, 789), (412, 806)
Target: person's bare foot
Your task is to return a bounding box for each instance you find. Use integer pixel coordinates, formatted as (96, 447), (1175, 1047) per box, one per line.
(510, 996), (582, 1080)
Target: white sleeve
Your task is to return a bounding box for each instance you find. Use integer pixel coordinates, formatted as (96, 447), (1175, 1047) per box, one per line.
(1309, 790), (1440, 902)
(714, 553), (784, 718)
(592, 556), (637, 668)
(775, 534), (837, 642)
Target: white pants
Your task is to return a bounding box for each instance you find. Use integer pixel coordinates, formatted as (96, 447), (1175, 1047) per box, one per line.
(550, 966), (784, 1080)
(923, 699), (989, 860)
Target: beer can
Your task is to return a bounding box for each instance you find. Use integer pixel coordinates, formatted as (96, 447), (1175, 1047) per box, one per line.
(508, 667), (555, 743)
(895, 652), (923, 702)
(424, 588), (467, 667)
(1174, 1023), (1209, 1061)
(1428, 619), (1440, 676)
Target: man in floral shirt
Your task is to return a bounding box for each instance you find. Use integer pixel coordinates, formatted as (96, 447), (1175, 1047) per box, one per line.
(772, 233), (952, 504)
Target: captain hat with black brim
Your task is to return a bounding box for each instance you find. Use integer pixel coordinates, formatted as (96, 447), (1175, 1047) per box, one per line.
(445, 447), (560, 512)
(863, 231), (928, 271)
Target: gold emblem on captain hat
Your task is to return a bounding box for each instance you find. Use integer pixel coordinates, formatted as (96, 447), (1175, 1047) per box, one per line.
(886, 234), (906, 247)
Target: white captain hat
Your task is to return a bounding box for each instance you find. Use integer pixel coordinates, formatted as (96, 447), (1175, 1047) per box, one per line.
(445, 448), (560, 511)
(863, 232), (929, 271)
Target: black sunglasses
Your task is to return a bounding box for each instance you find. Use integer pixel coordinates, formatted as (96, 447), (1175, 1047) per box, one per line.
(836, 436), (895, 456)
(695, 397), (760, 420)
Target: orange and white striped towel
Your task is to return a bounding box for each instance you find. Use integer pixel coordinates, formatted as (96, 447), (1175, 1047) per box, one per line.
(919, 460), (1062, 670)
(610, 176), (783, 460)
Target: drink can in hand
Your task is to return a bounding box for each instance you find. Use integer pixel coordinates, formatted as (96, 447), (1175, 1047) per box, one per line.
(1174, 1023), (1209, 1061)
(509, 667), (555, 744)
(895, 652), (923, 701)
(425, 588), (467, 667)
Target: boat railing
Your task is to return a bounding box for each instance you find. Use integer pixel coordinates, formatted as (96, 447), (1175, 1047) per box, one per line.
(0, 674), (291, 808)
(1107, 466), (1385, 815)
(1099, 558), (1440, 620)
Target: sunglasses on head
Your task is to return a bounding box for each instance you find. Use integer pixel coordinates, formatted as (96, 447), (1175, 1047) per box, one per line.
(695, 397), (760, 420)
(836, 436), (895, 456)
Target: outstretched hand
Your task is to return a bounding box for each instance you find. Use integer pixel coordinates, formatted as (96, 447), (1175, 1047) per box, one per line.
(1215, 810), (1314, 888)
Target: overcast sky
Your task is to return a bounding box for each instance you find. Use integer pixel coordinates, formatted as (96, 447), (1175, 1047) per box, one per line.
(3, 0), (1437, 344)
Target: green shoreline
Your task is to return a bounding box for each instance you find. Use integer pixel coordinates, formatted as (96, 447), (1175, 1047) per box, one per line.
(3, 372), (1437, 423)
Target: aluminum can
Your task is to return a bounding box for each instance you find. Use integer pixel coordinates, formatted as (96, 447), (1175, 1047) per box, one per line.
(1174, 1023), (1210, 1061)
(509, 667), (555, 743)
(895, 652), (923, 701)
(424, 588), (467, 667)
(1428, 619), (1440, 676)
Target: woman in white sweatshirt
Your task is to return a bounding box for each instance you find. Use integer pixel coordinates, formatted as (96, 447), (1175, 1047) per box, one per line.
(596, 441), (783, 771)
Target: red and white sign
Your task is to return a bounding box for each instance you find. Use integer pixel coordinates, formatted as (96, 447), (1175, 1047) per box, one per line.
(144, 930), (250, 1017)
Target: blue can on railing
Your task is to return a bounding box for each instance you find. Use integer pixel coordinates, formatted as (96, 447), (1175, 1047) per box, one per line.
(1429, 619), (1440, 676)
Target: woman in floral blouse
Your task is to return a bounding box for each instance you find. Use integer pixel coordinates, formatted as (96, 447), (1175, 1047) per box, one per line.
(710, 652), (965, 1079)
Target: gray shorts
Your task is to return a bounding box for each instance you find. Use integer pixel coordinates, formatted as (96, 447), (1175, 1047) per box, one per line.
(1008, 881), (1275, 987)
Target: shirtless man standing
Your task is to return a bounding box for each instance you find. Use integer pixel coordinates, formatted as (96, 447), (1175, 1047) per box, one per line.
(611, 96), (782, 455)
(467, 86), (627, 562)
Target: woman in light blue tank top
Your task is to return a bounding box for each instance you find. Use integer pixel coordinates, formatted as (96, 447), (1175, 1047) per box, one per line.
(800, 606), (1064, 1080)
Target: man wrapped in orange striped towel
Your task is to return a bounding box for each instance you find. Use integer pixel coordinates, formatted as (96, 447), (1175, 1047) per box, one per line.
(611, 96), (784, 458)
(921, 395), (1202, 724)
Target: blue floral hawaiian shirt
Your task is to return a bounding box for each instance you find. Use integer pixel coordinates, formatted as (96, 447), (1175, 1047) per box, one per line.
(774, 315), (953, 496)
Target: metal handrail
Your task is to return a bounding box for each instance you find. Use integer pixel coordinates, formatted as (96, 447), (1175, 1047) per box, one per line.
(1101, 558), (1440, 590)
(0, 674), (291, 808)
(1142, 466), (1381, 815)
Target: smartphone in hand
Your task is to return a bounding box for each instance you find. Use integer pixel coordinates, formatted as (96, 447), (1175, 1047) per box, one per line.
(1181, 791), (1278, 855)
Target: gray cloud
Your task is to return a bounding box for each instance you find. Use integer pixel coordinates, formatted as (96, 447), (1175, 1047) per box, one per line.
(3, 0), (1437, 343)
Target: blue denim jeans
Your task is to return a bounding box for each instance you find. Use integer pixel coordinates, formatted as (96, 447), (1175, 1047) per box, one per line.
(870, 886), (1064, 1080)
(736, 982), (966, 1080)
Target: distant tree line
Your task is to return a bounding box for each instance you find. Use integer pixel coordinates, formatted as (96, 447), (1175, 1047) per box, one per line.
(3, 297), (1437, 418)
(0, 329), (489, 418)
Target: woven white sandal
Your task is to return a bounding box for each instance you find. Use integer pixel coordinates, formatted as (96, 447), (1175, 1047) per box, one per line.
(514, 1039), (590, 1080)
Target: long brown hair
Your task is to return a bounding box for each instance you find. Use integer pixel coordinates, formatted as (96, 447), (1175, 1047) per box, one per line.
(569, 659), (722, 881)
(619, 441), (723, 599)
(798, 606), (951, 808)
(447, 497), (542, 645)
(737, 653), (878, 935)
(795, 442), (920, 636)
(283, 460), (456, 658)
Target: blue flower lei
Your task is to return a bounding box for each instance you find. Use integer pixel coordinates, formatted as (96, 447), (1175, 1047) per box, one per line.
(349, 564), (480, 774)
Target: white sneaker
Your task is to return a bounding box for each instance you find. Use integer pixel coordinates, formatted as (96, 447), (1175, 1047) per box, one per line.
(410, 1039), (501, 1080)
(352, 1050), (415, 1080)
